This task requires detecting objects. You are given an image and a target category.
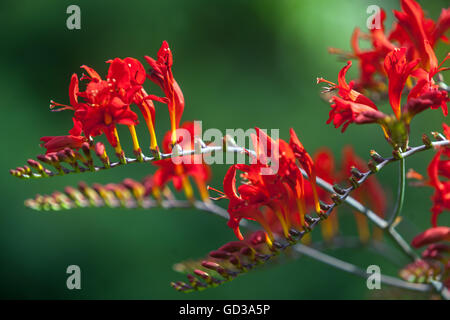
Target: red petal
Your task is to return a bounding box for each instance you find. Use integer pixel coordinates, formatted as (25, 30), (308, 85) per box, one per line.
(411, 226), (450, 248)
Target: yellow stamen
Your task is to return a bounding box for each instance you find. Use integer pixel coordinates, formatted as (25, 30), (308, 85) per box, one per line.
(264, 232), (273, 248)
(255, 215), (275, 246)
(331, 211), (339, 236)
(311, 182), (321, 214)
(301, 232), (312, 245)
(182, 175), (194, 202)
(152, 186), (162, 202)
(380, 124), (390, 140)
(372, 226), (383, 242)
(296, 200), (306, 227)
(197, 180), (210, 203)
(406, 76), (413, 89)
(142, 103), (159, 150)
(274, 210), (290, 239)
(170, 108), (177, 146)
(139, 89), (159, 151)
(354, 213), (370, 243)
(320, 219), (334, 243)
(113, 127), (123, 155)
(128, 125), (140, 152)
(175, 164), (194, 202)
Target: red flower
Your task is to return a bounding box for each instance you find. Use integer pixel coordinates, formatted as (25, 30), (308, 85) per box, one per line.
(318, 61), (378, 108)
(327, 97), (386, 132)
(75, 96), (138, 147)
(313, 149), (340, 241)
(152, 122), (210, 201)
(407, 124), (450, 227)
(350, 9), (396, 89)
(289, 128), (321, 213)
(319, 62), (386, 132)
(411, 226), (450, 248)
(384, 47), (419, 119)
(405, 43), (449, 118)
(404, 89), (449, 119)
(51, 59), (146, 148)
(427, 125), (450, 227)
(40, 118), (87, 154)
(106, 57), (156, 133)
(145, 41), (185, 145)
(390, 0), (450, 71)
(223, 129), (312, 242)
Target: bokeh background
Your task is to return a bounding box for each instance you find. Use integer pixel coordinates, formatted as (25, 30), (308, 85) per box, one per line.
(0, 0), (448, 299)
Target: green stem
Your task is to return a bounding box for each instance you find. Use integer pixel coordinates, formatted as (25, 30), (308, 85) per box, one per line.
(387, 156), (406, 227)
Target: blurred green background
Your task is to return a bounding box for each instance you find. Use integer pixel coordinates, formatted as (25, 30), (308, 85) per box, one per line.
(0, 0), (448, 299)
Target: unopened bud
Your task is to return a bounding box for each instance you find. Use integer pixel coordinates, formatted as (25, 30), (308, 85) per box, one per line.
(367, 160), (378, 173)
(332, 184), (346, 195)
(350, 167), (364, 180)
(422, 134), (432, 148)
(193, 269), (212, 283)
(370, 150), (384, 164)
(331, 193), (342, 205)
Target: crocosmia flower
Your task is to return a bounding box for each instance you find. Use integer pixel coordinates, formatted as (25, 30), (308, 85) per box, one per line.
(145, 41), (185, 146)
(427, 124), (450, 227)
(391, 0), (450, 71)
(223, 129), (315, 243)
(384, 47), (419, 119)
(318, 61), (387, 132)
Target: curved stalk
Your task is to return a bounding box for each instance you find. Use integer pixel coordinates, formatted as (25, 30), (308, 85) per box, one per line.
(387, 156), (406, 227)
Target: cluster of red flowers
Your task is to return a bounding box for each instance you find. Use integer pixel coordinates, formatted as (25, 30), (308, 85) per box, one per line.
(320, 0), (449, 149)
(222, 128), (316, 243)
(402, 225), (450, 289)
(42, 41), (183, 156)
(408, 123), (450, 227)
(12, 0), (450, 295)
(321, 0), (450, 287)
(220, 128), (386, 244)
